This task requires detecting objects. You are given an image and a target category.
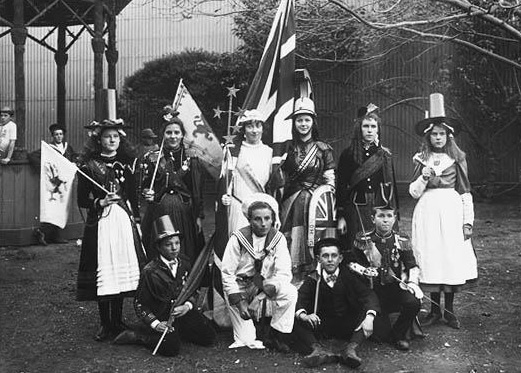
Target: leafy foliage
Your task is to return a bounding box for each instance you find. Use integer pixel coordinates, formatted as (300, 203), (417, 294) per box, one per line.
(119, 49), (256, 139)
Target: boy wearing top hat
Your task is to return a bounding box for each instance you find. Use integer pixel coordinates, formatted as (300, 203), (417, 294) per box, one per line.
(349, 195), (423, 351)
(291, 237), (380, 369)
(0, 106), (17, 164)
(114, 215), (216, 356)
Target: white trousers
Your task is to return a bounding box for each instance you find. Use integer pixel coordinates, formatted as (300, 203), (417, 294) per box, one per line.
(227, 281), (297, 345)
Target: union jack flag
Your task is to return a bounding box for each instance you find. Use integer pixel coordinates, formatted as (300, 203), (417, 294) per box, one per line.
(242, 0), (295, 164)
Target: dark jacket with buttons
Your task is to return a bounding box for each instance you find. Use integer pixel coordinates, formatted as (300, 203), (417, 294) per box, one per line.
(134, 256), (195, 326)
(297, 266), (380, 323)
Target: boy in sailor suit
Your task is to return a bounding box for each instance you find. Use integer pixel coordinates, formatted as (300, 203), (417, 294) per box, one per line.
(221, 193), (297, 351)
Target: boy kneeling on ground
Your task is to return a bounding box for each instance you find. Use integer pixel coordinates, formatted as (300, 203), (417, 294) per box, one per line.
(114, 215), (216, 356)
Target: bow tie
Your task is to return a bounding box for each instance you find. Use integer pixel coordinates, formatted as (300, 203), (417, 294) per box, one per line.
(167, 259), (178, 270)
(326, 274), (337, 283)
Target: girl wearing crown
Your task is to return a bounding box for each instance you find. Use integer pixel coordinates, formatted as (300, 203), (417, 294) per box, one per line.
(141, 107), (205, 264)
(409, 93), (477, 329)
(76, 119), (146, 342)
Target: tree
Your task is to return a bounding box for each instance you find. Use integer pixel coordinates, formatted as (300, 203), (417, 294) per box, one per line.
(119, 49), (256, 139)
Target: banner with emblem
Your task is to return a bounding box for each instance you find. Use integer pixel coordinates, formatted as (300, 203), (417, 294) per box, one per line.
(172, 79), (223, 179)
(39, 141), (78, 228)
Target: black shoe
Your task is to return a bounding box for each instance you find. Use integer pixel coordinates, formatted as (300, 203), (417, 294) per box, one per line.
(341, 342), (362, 368)
(265, 336), (291, 353)
(113, 330), (142, 345)
(94, 325), (112, 342)
(302, 344), (338, 367)
(35, 228), (47, 246)
(421, 312), (441, 327)
(444, 311), (461, 329)
(395, 340), (410, 351)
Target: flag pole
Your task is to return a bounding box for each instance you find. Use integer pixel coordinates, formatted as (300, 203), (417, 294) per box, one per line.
(76, 168), (111, 195)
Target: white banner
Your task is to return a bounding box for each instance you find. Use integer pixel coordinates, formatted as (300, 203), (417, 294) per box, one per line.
(39, 141), (78, 228)
(172, 80), (223, 179)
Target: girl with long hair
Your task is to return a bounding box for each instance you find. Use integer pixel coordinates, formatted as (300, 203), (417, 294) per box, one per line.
(409, 93), (477, 329)
(279, 97), (335, 285)
(76, 119), (146, 342)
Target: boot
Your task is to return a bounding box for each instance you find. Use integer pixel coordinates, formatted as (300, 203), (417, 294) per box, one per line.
(444, 311), (461, 329)
(341, 342), (362, 368)
(113, 329), (151, 345)
(264, 328), (291, 353)
(95, 301), (112, 342)
(421, 311), (441, 327)
(302, 343), (338, 368)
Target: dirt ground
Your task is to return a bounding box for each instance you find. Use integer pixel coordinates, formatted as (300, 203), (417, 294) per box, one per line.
(1, 195), (520, 373)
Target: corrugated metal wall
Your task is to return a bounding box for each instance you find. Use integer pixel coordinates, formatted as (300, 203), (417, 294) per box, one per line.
(0, 1), (239, 153)
(0, 2), (518, 184)
(308, 41), (520, 184)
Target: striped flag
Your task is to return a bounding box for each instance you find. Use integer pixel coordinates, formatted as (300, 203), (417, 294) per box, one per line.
(210, 0), (295, 328)
(242, 0), (295, 164)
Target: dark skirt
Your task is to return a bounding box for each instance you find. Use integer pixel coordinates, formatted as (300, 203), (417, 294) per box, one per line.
(142, 192), (203, 264)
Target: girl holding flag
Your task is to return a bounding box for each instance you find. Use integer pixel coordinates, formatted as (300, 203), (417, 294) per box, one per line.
(141, 106), (205, 263)
(76, 119), (146, 342)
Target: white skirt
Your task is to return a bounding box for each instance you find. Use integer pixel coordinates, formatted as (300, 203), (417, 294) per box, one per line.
(96, 204), (140, 296)
(411, 188), (477, 286)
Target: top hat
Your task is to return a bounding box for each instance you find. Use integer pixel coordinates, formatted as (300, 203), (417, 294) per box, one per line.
(152, 215), (182, 243)
(415, 93), (460, 136)
(141, 128), (157, 139)
(241, 192), (279, 221)
(313, 236), (342, 256)
(237, 109), (265, 125)
(49, 123), (66, 134)
(287, 97), (316, 119)
(0, 106), (14, 116)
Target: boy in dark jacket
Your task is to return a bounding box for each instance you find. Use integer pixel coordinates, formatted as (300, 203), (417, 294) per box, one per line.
(291, 237), (380, 368)
(114, 215), (216, 356)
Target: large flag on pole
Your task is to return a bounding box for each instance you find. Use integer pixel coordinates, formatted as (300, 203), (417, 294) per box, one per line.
(39, 141), (78, 228)
(172, 79), (223, 179)
(211, 0), (296, 328)
(242, 0), (295, 164)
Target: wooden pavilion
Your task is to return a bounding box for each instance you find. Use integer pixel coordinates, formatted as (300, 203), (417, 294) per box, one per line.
(0, 0), (132, 246)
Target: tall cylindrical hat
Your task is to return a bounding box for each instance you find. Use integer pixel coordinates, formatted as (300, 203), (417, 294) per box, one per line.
(152, 215), (182, 243)
(415, 93), (460, 136)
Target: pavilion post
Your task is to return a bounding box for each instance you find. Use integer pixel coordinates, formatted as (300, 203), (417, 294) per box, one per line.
(11, 0), (27, 148)
(55, 23), (68, 128)
(92, 0), (105, 121)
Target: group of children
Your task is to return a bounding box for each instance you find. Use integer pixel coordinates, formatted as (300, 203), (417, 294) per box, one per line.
(107, 191), (425, 370)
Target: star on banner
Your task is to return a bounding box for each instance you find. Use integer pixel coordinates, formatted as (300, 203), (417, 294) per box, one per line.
(227, 85), (240, 98)
(223, 134), (237, 144)
(230, 125), (242, 133)
(235, 107), (246, 118)
(213, 106), (223, 119)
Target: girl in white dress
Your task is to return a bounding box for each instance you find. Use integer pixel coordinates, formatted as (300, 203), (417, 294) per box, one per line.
(409, 93), (477, 329)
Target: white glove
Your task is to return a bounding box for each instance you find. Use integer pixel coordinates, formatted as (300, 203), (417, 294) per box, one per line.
(406, 282), (424, 299)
